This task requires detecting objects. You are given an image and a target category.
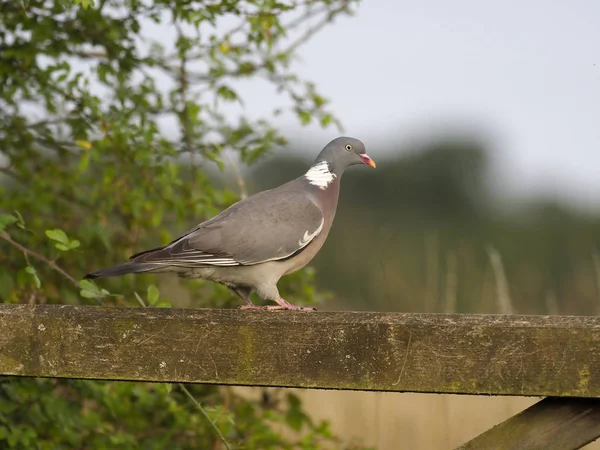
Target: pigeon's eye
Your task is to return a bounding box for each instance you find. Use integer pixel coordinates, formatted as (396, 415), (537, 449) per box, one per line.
(345, 144), (353, 152)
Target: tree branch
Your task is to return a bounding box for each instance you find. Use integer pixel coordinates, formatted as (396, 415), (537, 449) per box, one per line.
(0, 231), (81, 289)
(179, 383), (232, 450)
(283, 2), (352, 56)
(174, 22), (197, 191)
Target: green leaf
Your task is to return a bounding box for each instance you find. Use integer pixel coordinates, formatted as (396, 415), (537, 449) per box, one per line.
(25, 266), (41, 289)
(297, 109), (311, 125)
(79, 280), (96, 291)
(285, 393), (309, 431)
(313, 94), (325, 107)
(79, 151), (91, 173)
(79, 279), (109, 299)
(75, 139), (93, 149)
(13, 210), (26, 230)
(45, 229), (69, 245)
(147, 285), (159, 305)
(74, 0), (95, 8)
(45, 229), (79, 251)
(0, 214), (17, 231)
(134, 291), (146, 307)
(216, 85), (238, 102)
(80, 289), (97, 299)
(320, 113), (333, 127)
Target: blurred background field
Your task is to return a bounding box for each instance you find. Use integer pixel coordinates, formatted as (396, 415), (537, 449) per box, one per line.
(1, 0), (600, 448)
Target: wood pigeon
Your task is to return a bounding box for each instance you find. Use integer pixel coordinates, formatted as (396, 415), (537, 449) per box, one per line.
(84, 136), (376, 311)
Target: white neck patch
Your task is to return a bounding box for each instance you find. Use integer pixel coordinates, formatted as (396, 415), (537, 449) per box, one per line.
(304, 161), (336, 190)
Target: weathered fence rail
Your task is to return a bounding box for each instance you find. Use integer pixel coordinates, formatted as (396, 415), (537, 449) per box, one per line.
(1, 304), (600, 449)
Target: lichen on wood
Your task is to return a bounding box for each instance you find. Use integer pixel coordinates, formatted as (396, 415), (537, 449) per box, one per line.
(1, 305), (600, 397)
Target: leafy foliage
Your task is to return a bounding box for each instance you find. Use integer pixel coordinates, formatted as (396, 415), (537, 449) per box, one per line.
(0, 379), (360, 449)
(0, 0), (367, 448)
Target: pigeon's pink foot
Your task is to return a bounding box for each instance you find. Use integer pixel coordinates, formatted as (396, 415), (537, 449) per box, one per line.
(273, 298), (317, 311)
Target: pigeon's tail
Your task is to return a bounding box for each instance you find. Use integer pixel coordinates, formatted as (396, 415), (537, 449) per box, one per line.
(83, 262), (158, 280)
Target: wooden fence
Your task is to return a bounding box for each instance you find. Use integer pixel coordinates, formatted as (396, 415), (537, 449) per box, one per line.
(1, 304), (600, 449)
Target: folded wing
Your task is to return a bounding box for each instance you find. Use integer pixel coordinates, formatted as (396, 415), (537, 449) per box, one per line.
(130, 190), (324, 267)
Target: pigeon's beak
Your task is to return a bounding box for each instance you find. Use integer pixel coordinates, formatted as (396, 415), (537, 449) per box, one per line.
(360, 153), (376, 168)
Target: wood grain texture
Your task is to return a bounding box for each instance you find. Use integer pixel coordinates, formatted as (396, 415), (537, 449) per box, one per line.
(1, 305), (600, 396)
(458, 397), (600, 450)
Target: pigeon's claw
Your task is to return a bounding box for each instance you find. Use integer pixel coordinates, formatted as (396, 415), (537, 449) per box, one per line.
(237, 299), (316, 312)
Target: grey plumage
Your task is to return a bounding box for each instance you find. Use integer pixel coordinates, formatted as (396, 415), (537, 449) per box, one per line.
(84, 136), (375, 310)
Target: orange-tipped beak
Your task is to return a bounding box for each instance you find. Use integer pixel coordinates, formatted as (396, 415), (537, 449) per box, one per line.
(360, 153), (376, 168)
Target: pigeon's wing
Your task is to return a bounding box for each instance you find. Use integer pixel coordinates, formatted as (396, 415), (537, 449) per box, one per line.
(130, 189), (324, 267)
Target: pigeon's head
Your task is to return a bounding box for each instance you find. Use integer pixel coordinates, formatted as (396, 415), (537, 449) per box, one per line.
(315, 136), (376, 174)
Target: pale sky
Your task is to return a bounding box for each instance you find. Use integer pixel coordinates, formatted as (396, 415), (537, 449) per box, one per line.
(233, 1), (600, 209)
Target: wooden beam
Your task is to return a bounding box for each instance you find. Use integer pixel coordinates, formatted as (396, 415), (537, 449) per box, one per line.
(1, 305), (600, 397)
(458, 397), (600, 450)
